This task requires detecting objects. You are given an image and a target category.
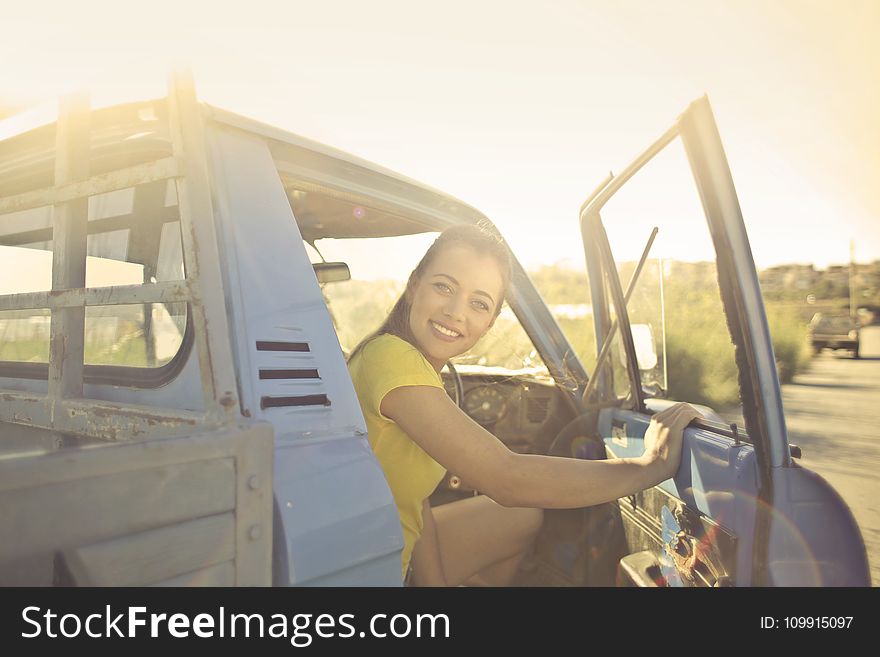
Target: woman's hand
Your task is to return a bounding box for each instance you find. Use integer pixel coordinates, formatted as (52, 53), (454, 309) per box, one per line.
(641, 403), (703, 480)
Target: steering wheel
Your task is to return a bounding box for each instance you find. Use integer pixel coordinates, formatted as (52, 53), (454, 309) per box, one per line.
(547, 412), (606, 460)
(442, 360), (465, 408)
(437, 361), (468, 494)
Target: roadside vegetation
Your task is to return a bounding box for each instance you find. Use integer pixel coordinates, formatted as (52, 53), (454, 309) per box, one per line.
(0, 261), (825, 409)
(0, 305), (184, 367)
(529, 262), (812, 408)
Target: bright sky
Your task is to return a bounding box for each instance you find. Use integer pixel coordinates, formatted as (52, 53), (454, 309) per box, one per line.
(2, 0), (878, 272)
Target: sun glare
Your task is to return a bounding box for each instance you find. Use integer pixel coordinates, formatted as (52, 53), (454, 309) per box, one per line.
(2, 1), (878, 272)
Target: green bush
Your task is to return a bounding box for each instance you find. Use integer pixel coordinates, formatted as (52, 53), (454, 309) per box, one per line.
(663, 286), (741, 408)
(766, 305), (811, 384)
(653, 281), (810, 407)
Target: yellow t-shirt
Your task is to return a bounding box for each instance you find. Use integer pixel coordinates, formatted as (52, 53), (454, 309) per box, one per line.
(347, 333), (447, 581)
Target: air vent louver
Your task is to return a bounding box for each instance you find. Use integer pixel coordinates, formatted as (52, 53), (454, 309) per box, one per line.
(261, 394), (330, 409)
(259, 369), (320, 380)
(256, 341), (310, 352)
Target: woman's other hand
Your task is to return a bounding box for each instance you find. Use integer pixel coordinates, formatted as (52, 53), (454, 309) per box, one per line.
(641, 403), (703, 480)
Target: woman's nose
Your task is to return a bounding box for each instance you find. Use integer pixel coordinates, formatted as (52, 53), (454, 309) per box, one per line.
(443, 295), (466, 321)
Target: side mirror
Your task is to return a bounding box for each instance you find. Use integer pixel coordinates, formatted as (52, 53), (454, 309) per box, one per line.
(631, 323), (658, 371)
(313, 262), (351, 284)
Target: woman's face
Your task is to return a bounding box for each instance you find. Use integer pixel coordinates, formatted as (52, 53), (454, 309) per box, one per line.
(407, 244), (505, 372)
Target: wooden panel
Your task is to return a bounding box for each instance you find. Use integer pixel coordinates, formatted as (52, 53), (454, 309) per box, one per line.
(149, 561), (235, 587)
(63, 513), (235, 586)
(0, 458), (235, 559)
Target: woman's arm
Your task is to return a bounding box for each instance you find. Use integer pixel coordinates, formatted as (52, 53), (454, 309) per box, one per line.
(381, 386), (699, 509)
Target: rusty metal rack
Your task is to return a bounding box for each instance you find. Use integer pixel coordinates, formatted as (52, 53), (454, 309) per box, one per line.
(0, 73), (240, 441)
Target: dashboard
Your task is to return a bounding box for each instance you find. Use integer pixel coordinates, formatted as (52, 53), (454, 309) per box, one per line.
(441, 369), (569, 456)
(432, 369), (571, 502)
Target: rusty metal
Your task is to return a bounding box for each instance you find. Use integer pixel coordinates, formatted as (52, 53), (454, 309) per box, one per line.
(0, 281), (190, 312)
(1, 205), (180, 247)
(0, 73), (240, 441)
(48, 92), (90, 403)
(0, 157), (184, 217)
(166, 69), (240, 424)
(0, 394), (203, 442)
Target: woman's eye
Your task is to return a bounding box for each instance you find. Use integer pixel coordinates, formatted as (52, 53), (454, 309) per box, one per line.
(433, 282), (452, 293)
(472, 300), (490, 312)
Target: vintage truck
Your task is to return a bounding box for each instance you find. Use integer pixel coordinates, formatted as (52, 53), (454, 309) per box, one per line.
(0, 73), (869, 586)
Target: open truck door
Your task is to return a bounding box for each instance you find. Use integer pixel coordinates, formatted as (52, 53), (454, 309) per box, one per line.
(575, 97), (869, 586)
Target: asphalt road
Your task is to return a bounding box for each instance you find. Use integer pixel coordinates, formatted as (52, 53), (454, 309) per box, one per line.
(781, 351), (880, 586)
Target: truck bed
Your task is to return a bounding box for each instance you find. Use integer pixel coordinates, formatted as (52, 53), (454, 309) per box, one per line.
(0, 421), (273, 586)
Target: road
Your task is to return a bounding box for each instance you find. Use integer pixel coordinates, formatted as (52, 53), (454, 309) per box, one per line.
(781, 352), (880, 586)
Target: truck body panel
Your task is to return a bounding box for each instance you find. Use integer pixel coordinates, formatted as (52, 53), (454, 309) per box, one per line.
(0, 421), (273, 586)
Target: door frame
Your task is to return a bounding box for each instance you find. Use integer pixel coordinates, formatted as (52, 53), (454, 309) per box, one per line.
(579, 96), (790, 584)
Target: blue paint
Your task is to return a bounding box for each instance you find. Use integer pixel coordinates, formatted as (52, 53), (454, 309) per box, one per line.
(599, 406), (760, 585)
(273, 437), (404, 586)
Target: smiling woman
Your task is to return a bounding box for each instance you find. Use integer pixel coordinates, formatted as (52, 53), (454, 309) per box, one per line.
(345, 223), (701, 586)
(346, 223), (540, 585)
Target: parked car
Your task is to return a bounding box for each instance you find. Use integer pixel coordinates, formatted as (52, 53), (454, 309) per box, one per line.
(0, 74), (869, 587)
(810, 313), (860, 358)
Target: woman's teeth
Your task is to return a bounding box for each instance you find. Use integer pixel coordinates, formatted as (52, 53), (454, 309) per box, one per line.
(431, 321), (461, 337)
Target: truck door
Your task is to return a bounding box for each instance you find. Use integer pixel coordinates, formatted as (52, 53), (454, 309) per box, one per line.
(578, 97), (868, 586)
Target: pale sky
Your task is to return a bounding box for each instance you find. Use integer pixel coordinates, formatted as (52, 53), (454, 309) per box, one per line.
(2, 0), (878, 272)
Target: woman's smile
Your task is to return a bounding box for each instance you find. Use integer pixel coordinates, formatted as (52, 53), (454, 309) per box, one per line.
(429, 320), (462, 341)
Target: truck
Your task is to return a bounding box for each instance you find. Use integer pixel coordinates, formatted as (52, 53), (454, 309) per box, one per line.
(809, 312), (860, 358)
(0, 73), (869, 586)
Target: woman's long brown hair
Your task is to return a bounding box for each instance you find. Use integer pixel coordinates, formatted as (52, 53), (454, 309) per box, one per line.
(346, 221), (513, 365)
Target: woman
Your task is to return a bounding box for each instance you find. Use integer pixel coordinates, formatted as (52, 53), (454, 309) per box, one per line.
(347, 223), (700, 586)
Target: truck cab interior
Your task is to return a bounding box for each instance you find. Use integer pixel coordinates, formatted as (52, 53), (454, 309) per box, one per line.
(286, 185), (635, 586)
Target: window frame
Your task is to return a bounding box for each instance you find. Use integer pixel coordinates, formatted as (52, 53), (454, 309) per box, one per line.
(0, 203), (193, 388)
